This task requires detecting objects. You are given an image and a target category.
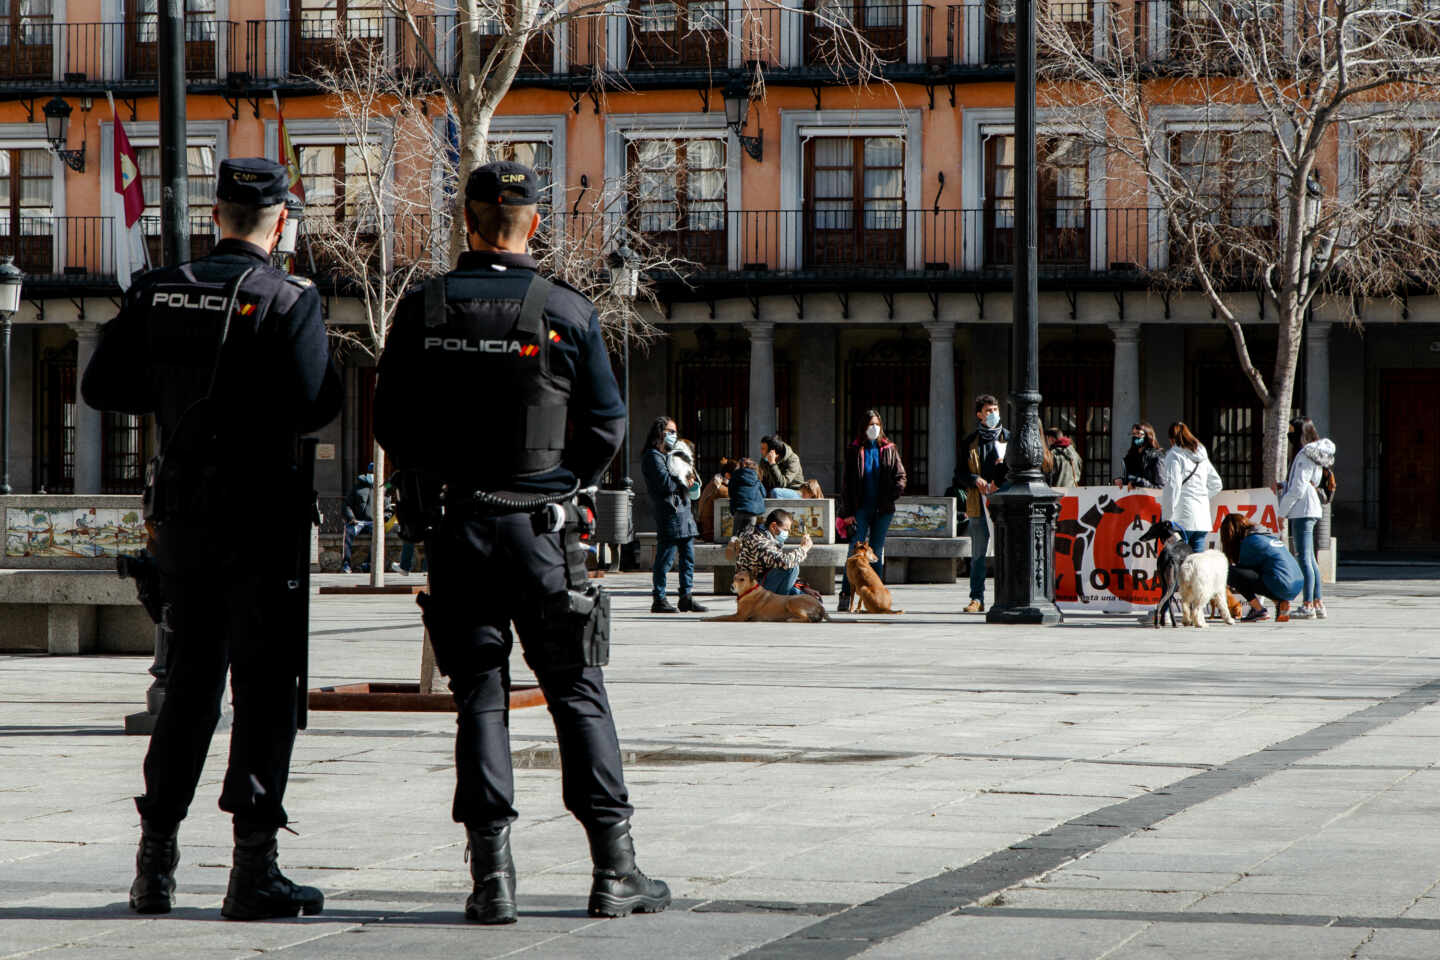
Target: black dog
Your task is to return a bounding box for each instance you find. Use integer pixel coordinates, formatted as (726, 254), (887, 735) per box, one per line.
(1138, 519), (1191, 628)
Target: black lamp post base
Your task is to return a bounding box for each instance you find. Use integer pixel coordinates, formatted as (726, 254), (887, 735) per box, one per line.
(984, 477), (1063, 625)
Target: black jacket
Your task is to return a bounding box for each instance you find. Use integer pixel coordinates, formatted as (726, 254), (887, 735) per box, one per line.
(343, 480), (373, 524)
(374, 251), (624, 493)
(642, 446), (699, 541)
(1121, 444), (1163, 488)
(81, 238), (342, 487)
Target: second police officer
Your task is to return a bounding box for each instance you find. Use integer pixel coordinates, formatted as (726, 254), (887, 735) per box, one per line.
(374, 161), (671, 924)
(81, 158), (342, 920)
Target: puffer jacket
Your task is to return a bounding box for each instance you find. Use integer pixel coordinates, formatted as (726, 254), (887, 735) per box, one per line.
(1159, 444), (1223, 531)
(1278, 439), (1336, 520)
(642, 446), (699, 541)
(729, 465), (766, 517)
(759, 440), (805, 491)
(1237, 532), (1304, 602)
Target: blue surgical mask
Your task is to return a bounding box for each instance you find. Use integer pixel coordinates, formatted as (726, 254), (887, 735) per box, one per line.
(663, 431), (677, 448)
(1132, 436), (1144, 446)
(984, 411), (1000, 430)
(775, 530), (789, 544)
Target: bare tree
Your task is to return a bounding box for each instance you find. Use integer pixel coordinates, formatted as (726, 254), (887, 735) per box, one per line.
(308, 39), (453, 586)
(1036, 0), (1440, 482)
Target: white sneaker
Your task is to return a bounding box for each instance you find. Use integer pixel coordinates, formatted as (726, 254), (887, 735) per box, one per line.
(1290, 606), (1314, 619)
(1314, 602), (1327, 619)
(389, 562), (402, 573)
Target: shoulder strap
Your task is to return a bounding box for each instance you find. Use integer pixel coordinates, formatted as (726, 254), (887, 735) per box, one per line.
(205, 267), (256, 398)
(517, 275), (555, 375)
(423, 276), (446, 328)
(1181, 459), (1201, 485)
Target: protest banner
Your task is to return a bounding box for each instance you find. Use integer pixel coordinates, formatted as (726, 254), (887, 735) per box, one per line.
(1053, 487), (1280, 613)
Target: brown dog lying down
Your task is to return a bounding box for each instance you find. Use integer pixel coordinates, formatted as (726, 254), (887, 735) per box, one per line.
(704, 569), (830, 623)
(846, 541), (903, 614)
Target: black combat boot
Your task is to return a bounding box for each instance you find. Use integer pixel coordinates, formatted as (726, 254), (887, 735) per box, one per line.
(651, 596), (678, 613)
(586, 820), (671, 918)
(220, 826), (324, 921)
(129, 820), (180, 914)
(464, 825), (517, 924)
(678, 595), (708, 613)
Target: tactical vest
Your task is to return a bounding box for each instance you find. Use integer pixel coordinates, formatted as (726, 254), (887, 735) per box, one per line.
(140, 261), (304, 524)
(419, 273), (571, 483)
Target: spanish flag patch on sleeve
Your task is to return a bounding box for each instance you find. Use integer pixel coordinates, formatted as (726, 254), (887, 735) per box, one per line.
(549, 330), (561, 343)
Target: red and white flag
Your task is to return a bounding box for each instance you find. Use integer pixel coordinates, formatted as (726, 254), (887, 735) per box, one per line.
(108, 92), (148, 290)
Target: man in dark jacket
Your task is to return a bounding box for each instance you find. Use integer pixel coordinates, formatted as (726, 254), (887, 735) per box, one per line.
(374, 161), (669, 923)
(80, 158), (341, 920)
(341, 465), (375, 573)
(728, 457), (766, 535)
(641, 416), (707, 613)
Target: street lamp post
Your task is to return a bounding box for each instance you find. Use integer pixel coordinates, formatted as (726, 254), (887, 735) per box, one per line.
(0, 256), (23, 496)
(158, 0), (188, 266)
(985, 0), (1061, 625)
(609, 245), (640, 569)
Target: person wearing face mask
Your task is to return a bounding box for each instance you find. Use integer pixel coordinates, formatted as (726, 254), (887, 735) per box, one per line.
(1159, 421), (1224, 553)
(958, 394), (1052, 613)
(1115, 422), (1163, 489)
(837, 409), (908, 611)
(642, 415), (707, 614)
(734, 509), (814, 596)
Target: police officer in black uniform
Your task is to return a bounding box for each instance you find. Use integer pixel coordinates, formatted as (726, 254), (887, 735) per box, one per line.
(374, 161), (670, 924)
(81, 158), (341, 920)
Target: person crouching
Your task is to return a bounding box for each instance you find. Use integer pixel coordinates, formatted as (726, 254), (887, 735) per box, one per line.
(734, 509), (813, 596)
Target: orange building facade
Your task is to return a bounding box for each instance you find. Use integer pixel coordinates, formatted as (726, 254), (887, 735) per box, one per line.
(1, 1), (1437, 550)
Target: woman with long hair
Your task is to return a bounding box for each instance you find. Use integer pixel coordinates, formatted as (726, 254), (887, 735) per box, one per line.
(1159, 421), (1223, 553)
(639, 415), (706, 614)
(837, 409), (907, 610)
(1116, 421), (1163, 489)
(1220, 513), (1303, 623)
(1276, 417), (1335, 620)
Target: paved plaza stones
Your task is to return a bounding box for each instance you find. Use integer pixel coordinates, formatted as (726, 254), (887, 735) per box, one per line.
(3, 567), (1440, 958)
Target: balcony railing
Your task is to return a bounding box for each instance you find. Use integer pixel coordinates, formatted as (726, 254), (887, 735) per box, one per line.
(1134, 0), (1284, 65)
(523, 207), (1156, 280)
(948, 1), (1101, 65)
(0, 216), (113, 282)
(138, 215), (217, 265)
(0, 20), (237, 87)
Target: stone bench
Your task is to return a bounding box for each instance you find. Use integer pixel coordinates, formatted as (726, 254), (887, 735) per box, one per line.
(694, 543), (849, 595)
(0, 569), (154, 654)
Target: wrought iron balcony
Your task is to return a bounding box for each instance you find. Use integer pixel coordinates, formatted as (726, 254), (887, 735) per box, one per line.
(0, 20), (238, 89)
(0, 216), (114, 288)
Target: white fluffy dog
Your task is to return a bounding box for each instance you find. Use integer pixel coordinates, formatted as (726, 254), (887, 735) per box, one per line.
(1177, 551), (1235, 628)
(667, 439), (697, 487)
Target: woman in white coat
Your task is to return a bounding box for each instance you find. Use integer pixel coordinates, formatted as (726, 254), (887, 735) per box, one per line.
(1276, 417), (1335, 620)
(1159, 421), (1223, 553)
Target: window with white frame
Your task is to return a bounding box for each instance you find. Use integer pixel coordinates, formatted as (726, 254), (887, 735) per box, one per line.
(982, 132), (1089, 266)
(626, 136), (727, 267)
(1358, 128), (1440, 198)
(137, 144), (216, 261)
(0, 147), (55, 274)
(1169, 128), (1274, 228)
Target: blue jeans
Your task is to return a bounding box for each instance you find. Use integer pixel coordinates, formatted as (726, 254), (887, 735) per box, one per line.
(342, 520), (372, 570)
(653, 536), (694, 599)
(1291, 517), (1321, 602)
(768, 487), (802, 499)
(968, 515), (989, 601)
(762, 565), (800, 595)
(849, 506), (893, 579)
(1181, 528), (1208, 553)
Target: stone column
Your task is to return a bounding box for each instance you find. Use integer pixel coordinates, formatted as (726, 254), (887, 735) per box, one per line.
(71, 321), (103, 494)
(1108, 321), (1141, 484)
(926, 320), (957, 495)
(1305, 316), (1332, 435)
(745, 320), (775, 454)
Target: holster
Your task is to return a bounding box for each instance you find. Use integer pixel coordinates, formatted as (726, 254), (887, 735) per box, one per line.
(531, 488), (610, 670)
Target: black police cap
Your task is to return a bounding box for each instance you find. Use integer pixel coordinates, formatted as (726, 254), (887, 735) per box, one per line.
(465, 161), (540, 205)
(217, 158), (288, 207)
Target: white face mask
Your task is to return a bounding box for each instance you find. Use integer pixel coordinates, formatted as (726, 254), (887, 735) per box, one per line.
(865, 424), (881, 441)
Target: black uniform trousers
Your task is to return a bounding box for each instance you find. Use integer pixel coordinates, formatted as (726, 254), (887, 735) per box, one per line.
(135, 534), (299, 832)
(423, 511), (632, 834)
